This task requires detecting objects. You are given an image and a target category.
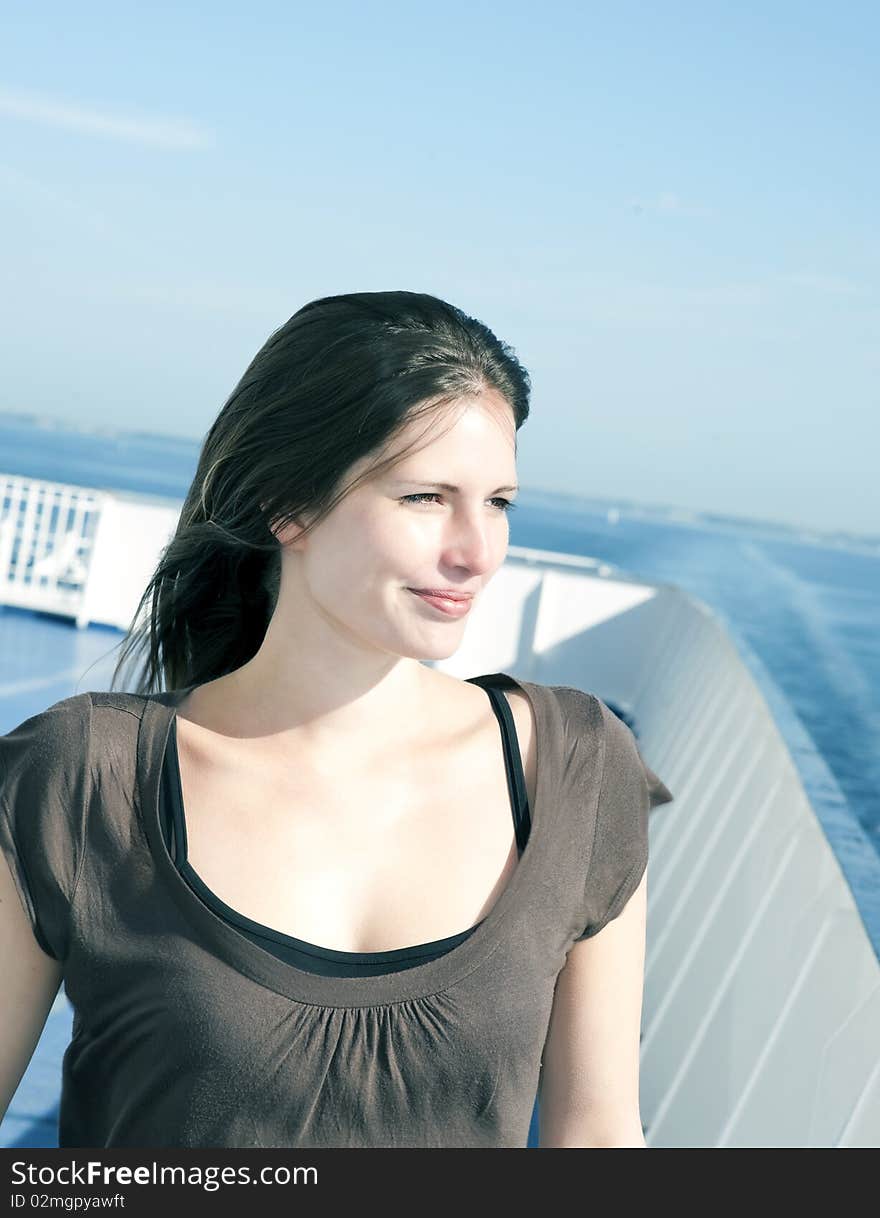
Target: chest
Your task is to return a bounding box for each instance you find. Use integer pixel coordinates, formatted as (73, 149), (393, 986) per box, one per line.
(172, 690), (537, 953)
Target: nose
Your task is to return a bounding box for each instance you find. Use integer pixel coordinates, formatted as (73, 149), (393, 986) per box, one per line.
(441, 504), (502, 577)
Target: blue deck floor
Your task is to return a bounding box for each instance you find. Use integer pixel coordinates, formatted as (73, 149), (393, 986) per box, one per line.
(0, 604), (542, 1148)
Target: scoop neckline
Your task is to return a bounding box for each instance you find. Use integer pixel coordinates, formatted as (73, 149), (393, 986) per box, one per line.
(167, 716), (489, 965)
(136, 670), (558, 1008)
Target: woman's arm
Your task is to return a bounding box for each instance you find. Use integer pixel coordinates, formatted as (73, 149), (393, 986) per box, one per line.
(0, 852), (64, 1123)
(537, 867), (648, 1148)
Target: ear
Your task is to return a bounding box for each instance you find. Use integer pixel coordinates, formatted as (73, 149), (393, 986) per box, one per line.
(275, 520), (309, 550)
(261, 504), (308, 550)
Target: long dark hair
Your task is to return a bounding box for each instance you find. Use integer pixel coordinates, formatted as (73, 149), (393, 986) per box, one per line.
(109, 290), (531, 695)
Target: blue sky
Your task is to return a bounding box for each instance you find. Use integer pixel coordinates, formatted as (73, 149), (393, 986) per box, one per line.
(1, 1), (877, 536)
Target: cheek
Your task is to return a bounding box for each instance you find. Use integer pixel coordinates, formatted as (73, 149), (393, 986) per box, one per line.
(313, 515), (410, 595)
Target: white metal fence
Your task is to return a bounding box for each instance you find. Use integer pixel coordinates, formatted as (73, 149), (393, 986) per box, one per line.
(0, 473), (180, 631)
(0, 474), (103, 626)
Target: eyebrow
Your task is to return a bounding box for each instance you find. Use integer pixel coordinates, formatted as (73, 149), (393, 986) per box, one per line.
(393, 480), (519, 494)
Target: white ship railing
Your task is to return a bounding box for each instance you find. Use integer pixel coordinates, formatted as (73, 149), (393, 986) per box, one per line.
(0, 474), (182, 631)
(0, 474), (103, 623)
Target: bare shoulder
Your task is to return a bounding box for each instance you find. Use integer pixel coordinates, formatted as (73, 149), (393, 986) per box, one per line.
(428, 670), (538, 808)
(429, 670), (536, 748)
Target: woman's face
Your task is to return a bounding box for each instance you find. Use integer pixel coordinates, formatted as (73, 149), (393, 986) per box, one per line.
(276, 390), (518, 663)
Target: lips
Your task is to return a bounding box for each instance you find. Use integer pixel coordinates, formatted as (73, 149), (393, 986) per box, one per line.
(408, 588), (473, 602)
(407, 589), (473, 617)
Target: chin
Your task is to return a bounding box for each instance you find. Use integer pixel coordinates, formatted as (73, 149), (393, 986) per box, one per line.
(415, 640), (465, 663)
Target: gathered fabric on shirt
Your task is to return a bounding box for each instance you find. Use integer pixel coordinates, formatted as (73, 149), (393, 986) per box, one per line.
(0, 671), (674, 1148)
(159, 676), (531, 977)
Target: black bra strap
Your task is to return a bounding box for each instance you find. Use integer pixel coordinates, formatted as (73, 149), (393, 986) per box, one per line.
(163, 721), (188, 866)
(468, 678), (531, 854)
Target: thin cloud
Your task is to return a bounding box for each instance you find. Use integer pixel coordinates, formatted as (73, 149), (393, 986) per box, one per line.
(626, 191), (713, 218)
(0, 86), (215, 149)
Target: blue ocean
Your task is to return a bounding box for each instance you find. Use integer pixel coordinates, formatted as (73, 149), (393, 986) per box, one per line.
(2, 410), (879, 861)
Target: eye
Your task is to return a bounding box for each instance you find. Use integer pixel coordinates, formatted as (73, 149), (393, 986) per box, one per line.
(400, 493), (516, 513)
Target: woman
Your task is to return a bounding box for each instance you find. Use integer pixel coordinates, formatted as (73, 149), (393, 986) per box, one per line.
(0, 290), (672, 1148)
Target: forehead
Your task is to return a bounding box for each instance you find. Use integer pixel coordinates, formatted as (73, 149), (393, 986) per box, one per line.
(389, 393), (516, 463)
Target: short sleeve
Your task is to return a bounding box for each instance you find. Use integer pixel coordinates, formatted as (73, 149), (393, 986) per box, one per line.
(0, 693), (92, 961)
(575, 698), (674, 941)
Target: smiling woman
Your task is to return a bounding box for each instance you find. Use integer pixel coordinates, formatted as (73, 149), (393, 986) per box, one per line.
(0, 290), (672, 1149)
(111, 290), (532, 695)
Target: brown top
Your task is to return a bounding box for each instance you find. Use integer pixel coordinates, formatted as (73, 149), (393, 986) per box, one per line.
(0, 672), (673, 1148)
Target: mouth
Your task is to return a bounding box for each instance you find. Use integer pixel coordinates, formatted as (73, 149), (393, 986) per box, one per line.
(406, 588), (474, 602)
(406, 588), (474, 616)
